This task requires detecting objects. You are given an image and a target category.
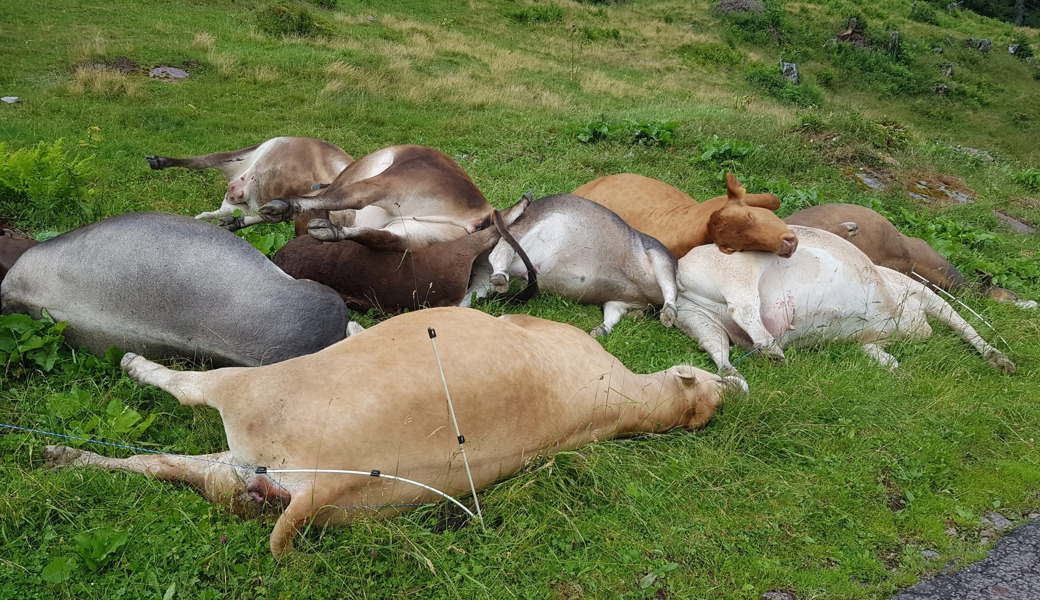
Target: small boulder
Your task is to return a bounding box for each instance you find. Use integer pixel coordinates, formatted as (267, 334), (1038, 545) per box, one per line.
(1, 96), (19, 104)
(782, 62), (798, 84)
(940, 62), (953, 77)
(714, 0), (764, 13)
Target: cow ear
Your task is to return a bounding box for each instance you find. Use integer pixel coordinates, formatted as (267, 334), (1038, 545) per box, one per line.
(741, 193), (781, 210)
(725, 173), (745, 200)
(673, 365), (700, 386)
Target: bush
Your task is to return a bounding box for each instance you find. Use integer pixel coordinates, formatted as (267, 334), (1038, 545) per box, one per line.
(579, 26), (621, 42)
(508, 4), (564, 24)
(0, 310), (68, 376)
(567, 116), (679, 146)
(0, 139), (96, 230)
(745, 63), (825, 107)
(909, 2), (941, 25)
(1010, 32), (1034, 60)
(675, 43), (744, 67)
(255, 3), (330, 37)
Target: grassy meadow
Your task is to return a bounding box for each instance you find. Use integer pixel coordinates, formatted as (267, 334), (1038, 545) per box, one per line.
(1, 0), (1039, 598)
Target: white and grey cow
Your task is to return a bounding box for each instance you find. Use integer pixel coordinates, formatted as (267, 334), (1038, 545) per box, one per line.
(484, 193), (678, 336)
(674, 226), (1015, 378)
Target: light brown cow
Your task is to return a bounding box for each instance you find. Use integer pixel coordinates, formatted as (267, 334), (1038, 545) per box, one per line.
(145, 137), (353, 221)
(43, 307), (744, 558)
(251, 145), (505, 252)
(783, 203), (1020, 302)
(574, 173), (798, 259)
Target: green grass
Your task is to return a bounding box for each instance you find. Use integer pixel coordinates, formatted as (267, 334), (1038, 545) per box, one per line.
(1, 0), (1039, 598)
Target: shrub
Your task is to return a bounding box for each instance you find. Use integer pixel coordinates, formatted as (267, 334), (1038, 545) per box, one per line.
(745, 63), (825, 107)
(0, 309), (67, 376)
(579, 25), (621, 42)
(1015, 168), (1040, 190)
(909, 2), (941, 25)
(255, 3), (330, 37)
(567, 116), (679, 146)
(675, 43), (744, 67)
(0, 139), (96, 230)
(508, 4), (564, 24)
(1010, 32), (1034, 60)
(694, 135), (760, 164)
(308, 0), (338, 7)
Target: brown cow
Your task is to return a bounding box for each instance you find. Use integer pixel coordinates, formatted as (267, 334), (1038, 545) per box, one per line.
(0, 230), (38, 287)
(249, 145), (507, 252)
(273, 198), (535, 312)
(783, 203), (1019, 302)
(43, 307), (746, 557)
(146, 137), (353, 221)
(574, 173), (798, 259)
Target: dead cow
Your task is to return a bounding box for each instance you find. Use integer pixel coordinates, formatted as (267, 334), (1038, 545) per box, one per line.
(574, 173), (798, 259)
(273, 198), (535, 312)
(673, 226), (1015, 379)
(783, 203), (1020, 302)
(248, 145), (516, 252)
(0, 230), (38, 286)
(1, 213), (351, 367)
(145, 137), (353, 220)
(42, 307), (745, 557)
(485, 194), (679, 336)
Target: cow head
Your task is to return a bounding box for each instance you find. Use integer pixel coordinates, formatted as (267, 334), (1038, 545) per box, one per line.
(706, 174), (798, 258)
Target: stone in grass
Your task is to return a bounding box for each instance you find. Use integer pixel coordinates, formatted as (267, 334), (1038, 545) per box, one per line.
(715, 0), (764, 14)
(1, 96), (19, 104)
(761, 591), (796, 600)
(782, 63), (798, 84)
(982, 512), (1014, 531)
(149, 66), (189, 80)
(921, 549), (941, 560)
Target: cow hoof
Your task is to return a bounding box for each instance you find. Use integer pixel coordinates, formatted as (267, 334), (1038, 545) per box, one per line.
(122, 352), (161, 383)
(765, 345), (786, 363)
(42, 445), (83, 468)
(590, 325), (609, 338)
(490, 273), (510, 294)
(721, 375), (749, 396)
(218, 216), (246, 231)
(308, 219), (341, 242)
(989, 351), (1016, 373)
(145, 155), (163, 170)
(842, 221), (859, 238)
(259, 199), (293, 222)
(346, 321), (365, 337)
(660, 304), (677, 328)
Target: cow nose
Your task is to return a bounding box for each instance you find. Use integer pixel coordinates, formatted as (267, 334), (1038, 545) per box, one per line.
(778, 234), (798, 258)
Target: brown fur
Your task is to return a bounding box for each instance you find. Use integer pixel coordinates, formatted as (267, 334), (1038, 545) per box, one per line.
(0, 231), (38, 287)
(783, 204), (980, 294)
(574, 173), (797, 258)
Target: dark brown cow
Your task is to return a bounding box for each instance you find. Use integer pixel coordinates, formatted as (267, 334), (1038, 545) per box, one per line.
(0, 230), (38, 287)
(783, 203), (1019, 301)
(273, 199), (535, 312)
(574, 173), (798, 259)
(146, 137), (353, 221)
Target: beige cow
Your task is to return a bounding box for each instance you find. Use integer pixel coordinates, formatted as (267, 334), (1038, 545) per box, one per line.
(44, 308), (745, 558)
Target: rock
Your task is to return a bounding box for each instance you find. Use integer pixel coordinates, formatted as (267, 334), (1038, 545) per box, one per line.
(714, 0), (764, 14)
(1030, 514), (1040, 519)
(1010, 43), (1020, 55)
(980, 528), (995, 539)
(956, 146), (994, 162)
(852, 167), (893, 191)
(1015, 300), (1038, 310)
(761, 591), (796, 600)
(933, 47), (944, 53)
(148, 66), (189, 80)
(934, 83), (949, 95)
(977, 38), (993, 53)
(946, 527), (959, 536)
(907, 177), (975, 204)
(922, 550), (941, 560)
(994, 210), (1036, 234)
(985, 511), (1014, 531)
(1, 96), (19, 104)
(782, 63), (798, 84)
(890, 30), (900, 54)
(940, 62), (953, 77)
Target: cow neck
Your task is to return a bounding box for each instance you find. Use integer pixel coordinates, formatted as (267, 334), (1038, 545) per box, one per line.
(604, 370), (691, 436)
(668, 199), (719, 257)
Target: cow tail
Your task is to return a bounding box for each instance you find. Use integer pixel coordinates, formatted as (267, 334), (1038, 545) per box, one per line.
(492, 209), (538, 302)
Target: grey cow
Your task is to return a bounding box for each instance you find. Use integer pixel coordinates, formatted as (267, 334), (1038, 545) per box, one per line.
(1, 212), (352, 367)
(485, 193), (678, 336)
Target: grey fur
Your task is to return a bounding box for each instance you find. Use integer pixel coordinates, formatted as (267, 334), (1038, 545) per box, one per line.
(484, 194), (678, 336)
(0, 212), (348, 366)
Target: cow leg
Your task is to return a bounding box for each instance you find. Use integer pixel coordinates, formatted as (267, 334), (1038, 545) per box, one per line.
(197, 198), (254, 221)
(145, 146), (258, 179)
(268, 486), (344, 559)
(674, 310), (740, 377)
(648, 250), (678, 328)
(42, 446), (246, 506)
(218, 215), (266, 232)
(912, 283), (1016, 372)
(487, 238), (517, 294)
(861, 343), (899, 370)
(591, 301), (632, 337)
(727, 301), (785, 362)
(461, 257), (495, 307)
(121, 353), (212, 407)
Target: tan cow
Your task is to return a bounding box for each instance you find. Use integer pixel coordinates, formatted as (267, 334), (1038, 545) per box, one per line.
(43, 307), (744, 558)
(574, 173), (798, 259)
(146, 136), (353, 221)
(783, 203), (1020, 302)
(252, 145), (507, 252)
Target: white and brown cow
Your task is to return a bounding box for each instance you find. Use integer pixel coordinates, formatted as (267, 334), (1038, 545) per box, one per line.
(673, 226), (1015, 378)
(43, 307), (745, 558)
(146, 136), (353, 220)
(250, 145), (516, 252)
